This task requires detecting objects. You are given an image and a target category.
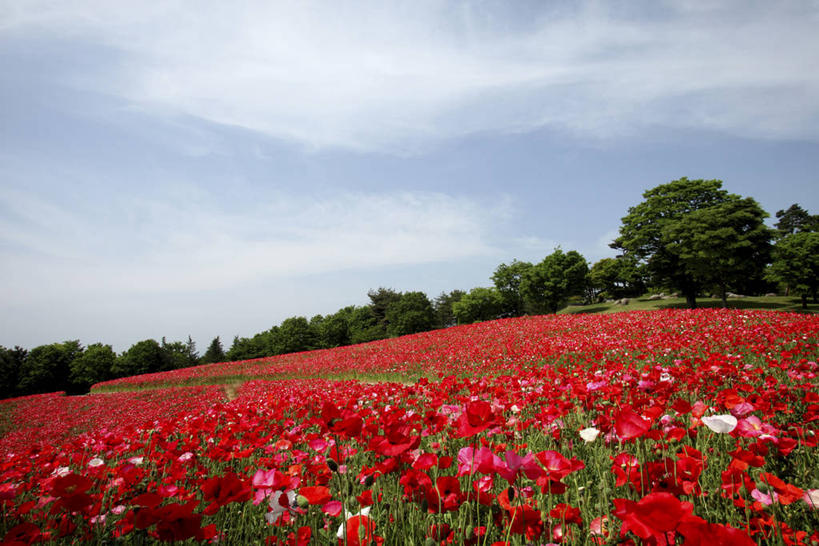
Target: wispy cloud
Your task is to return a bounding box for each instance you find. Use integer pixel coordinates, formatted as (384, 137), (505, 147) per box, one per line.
(2, 1), (817, 152)
(0, 188), (505, 301)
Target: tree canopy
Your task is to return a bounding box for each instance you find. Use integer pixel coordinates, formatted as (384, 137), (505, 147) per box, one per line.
(202, 336), (226, 364)
(385, 291), (435, 337)
(452, 287), (504, 324)
(17, 340), (82, 394)
(433, 290), (465, 329)
(69, 343), (115, 391)
(492, 260), (533, 317)
(775, 204), (819, 237)
(664, 197), (773, 306)
(767, 232), (819, 308)
(112, 339), (168, 377)
(589, 255), (645, 300)
(520, 249), (588, 313)
(613, 178), (772, 308)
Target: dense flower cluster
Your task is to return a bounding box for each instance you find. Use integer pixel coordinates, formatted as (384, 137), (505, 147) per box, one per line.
(0, 309), (817, 544)
(93, 308), (819, 389)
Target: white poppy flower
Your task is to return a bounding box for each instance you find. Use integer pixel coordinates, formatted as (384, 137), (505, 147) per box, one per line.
(701, 414), (738, 434)
(265, 490), (296, 524)
(579, 427), (601, 442)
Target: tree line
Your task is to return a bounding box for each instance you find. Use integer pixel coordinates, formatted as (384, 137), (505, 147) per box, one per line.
(2, 178), (817, 399)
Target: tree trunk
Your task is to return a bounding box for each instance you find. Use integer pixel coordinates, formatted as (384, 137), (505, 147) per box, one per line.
(802, 294), (808, 309)
(686, 292), (697, 309)
(720, 283), (727, 308)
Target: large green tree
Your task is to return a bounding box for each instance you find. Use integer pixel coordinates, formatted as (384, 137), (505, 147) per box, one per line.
(385, 291), (435, 337)
(226, 335), (268, 361)
(664, 197), (773, 306)
(112, 339), (168, 377)
(318, 308), (353, 348)
(17, 340), (82, 394)
(69, 343), (116, 390)
(520, 249), (588, 314)
(775, 204), (819, 238)
(348, 306), (387, 344)
(492, 260), (533, 317)
(767, 232), (819, 309)
(161, 337), (200, 370)
(275, 317), (318, 354)
(203, 336), (227, 363)
(367, 287), (401, 337)
(452, 287), (504, 324)
(433, 290), (465, 329)
(589, 255), (645, 300)
(613, 178), (768, 308)
(0, 346), (27, 399)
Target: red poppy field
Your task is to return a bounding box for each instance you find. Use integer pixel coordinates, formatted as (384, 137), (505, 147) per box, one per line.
(1, 309), (818, 545)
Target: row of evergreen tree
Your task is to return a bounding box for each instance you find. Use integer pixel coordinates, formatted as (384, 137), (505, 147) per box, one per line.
(2, 180), (817, 400)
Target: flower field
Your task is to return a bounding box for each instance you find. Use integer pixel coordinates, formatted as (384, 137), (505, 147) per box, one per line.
(1, 309), (818, 544)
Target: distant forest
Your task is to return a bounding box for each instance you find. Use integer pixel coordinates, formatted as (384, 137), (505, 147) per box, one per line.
(2, 178), (817, 399)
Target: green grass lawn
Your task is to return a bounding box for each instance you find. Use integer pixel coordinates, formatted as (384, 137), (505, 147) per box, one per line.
(560, 294), (819, 315)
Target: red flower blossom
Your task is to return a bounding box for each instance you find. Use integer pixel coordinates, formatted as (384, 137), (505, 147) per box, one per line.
(615, 408), (652, 440)
(201, 472), (251, 514)
(455, 400), (498, 437)
(612, 492), (703, 541)
(300, 485), (332, 505)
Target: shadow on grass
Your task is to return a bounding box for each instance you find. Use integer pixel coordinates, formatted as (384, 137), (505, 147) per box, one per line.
(658, 299), (816, 312)
(569, 306), (612, 314)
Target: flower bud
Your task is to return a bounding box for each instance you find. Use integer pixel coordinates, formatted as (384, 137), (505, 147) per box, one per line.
(296, 495), (309, 509)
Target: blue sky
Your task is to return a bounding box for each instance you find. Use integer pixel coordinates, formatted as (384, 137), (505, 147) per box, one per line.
(1, 1), (818, 352)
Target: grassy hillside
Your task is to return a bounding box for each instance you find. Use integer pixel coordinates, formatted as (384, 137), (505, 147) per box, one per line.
(560, 294), (819, 315)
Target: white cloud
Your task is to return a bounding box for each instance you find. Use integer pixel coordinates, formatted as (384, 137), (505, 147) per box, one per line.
(0, 188), (503, 300)
(2, 1), (817, 152)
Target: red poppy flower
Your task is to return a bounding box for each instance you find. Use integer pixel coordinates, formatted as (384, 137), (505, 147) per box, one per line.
(615, 408), (651, 440)
(612, 492), (702, 541)
(456, 400), (498, 437)
(201, 472), (251, 514)
(300, 485), (332, 505)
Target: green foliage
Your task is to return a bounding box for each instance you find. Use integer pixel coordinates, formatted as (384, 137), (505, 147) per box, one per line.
(492, 260), (533, 317)
(432, 290), (465, 328)
(385, 291), (435, 337)
(367, 287), (401, 337)
(0, 346), (26, 399)
(17, 340), (82, 394)
(112, 339), (168, 377)
(226, 335), (267, 361)
(767, 232), (819, 308)
(185, 336), (200, 366)
(348, 306), (385, 345)
(452, 287), (504, 324)
(589, 255), (645, 300)
(613, 177), (772, 308)
(160, 337), (200, 370)
(202, 336), (226, 364)
(520, 249), (588, 313)
(775, 203), (819, 238)
(69, 343), (115, 390)
(275, 317), (318, 354)
(664, 197), (773, 305)
(318, 308), (353, 348)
